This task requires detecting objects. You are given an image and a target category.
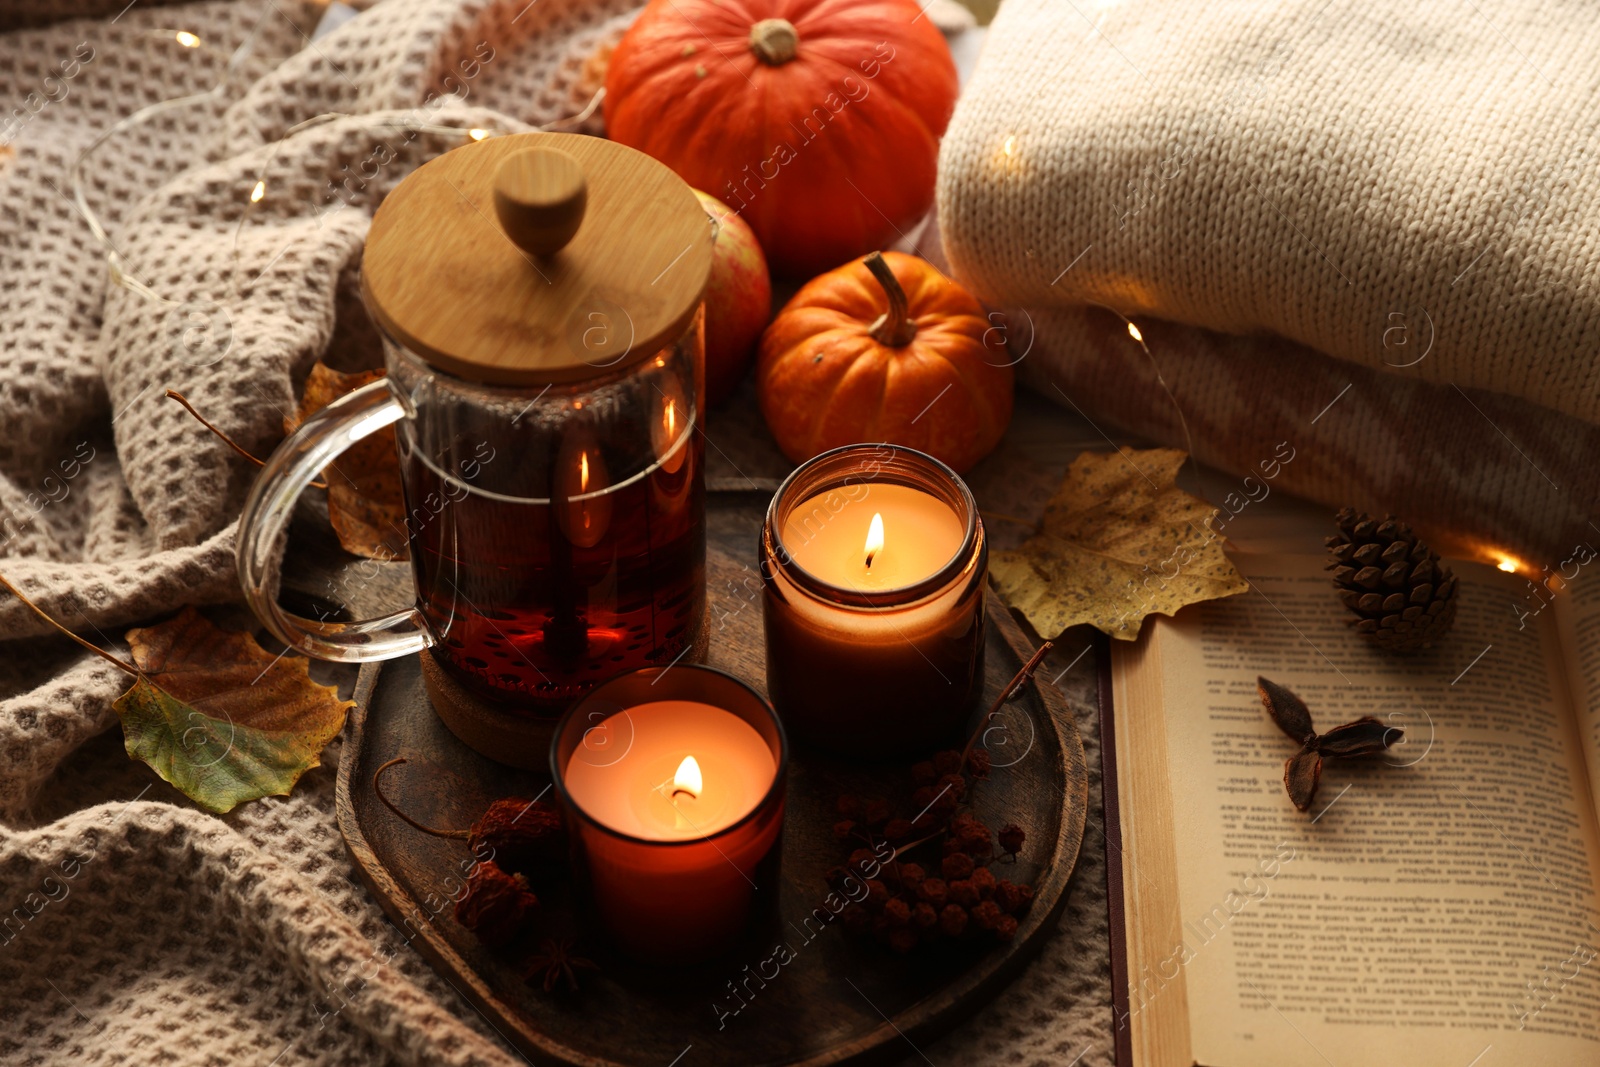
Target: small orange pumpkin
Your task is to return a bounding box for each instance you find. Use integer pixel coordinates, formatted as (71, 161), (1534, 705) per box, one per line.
(757, 252), (1013, 473)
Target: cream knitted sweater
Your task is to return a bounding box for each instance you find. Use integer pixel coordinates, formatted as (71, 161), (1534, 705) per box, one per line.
(939, 0), (1600, 564)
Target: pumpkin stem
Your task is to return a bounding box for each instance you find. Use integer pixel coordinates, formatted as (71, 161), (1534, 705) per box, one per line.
(864, 252), (917, 347)
(749, 18), (799, 65)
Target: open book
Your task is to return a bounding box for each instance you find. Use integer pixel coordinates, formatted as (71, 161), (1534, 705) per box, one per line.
(1108, 551), (1600, 1067)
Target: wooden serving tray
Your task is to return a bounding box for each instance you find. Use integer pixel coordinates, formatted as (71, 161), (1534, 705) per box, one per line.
(335, 491), (1087, 1067)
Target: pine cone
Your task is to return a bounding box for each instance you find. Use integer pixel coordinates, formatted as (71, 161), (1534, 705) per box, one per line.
(1326, 508), (1458, 652)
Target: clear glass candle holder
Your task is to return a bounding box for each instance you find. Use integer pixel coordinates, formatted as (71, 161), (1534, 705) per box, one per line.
(760, 444), (987, 759)
(551, 665), (787, 964)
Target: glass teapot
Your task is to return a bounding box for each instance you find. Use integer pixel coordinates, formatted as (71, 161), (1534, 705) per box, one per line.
(238, 132), (715, 713)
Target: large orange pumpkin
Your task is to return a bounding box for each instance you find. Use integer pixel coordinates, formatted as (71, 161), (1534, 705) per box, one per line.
(757, 252), (1013, 473)
(603, 0), (959, 279)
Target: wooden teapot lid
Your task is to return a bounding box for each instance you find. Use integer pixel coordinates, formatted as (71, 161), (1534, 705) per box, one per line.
(361, 132), (714, 386)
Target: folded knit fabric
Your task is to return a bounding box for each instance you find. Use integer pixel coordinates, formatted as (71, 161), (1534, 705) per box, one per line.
(938, 0), (1600, 559)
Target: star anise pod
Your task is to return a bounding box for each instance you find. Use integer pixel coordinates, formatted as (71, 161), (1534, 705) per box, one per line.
(523, 937), (599, 993)
(1258, 677), (1401, 812)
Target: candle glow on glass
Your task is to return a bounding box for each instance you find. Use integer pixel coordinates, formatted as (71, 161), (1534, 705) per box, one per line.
(650, 374), (690, 476)
(1497, 555), (1521, 573)
(556, 432), (612, 548)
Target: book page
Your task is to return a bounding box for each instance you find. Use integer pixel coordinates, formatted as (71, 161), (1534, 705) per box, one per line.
(1151, 553), (1600, 1067)
(1555, 566), (1600, 831)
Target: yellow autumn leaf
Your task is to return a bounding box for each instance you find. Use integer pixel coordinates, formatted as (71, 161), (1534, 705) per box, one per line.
(991, 448), (1247, 640)
(284, 363), (408, 561)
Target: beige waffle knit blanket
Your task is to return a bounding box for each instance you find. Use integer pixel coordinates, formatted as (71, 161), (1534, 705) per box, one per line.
(938, 0), (1600, 566)
(0, 4), (1113, 1066)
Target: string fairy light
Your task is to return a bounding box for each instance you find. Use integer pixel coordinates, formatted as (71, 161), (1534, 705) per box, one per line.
(1101, 306), (1208, 503)
(68, 19), (607, 310)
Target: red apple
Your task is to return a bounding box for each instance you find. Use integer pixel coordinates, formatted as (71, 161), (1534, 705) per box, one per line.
(695, 190), (771, 408)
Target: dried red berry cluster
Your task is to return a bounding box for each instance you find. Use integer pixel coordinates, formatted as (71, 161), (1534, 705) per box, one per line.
(828, 748), (1032, 953)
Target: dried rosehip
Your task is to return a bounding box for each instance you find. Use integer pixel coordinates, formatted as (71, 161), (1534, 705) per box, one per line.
(861, 796), (891, 827)
(936, 773), (967, 801)
(998, 822), (1026, 859)
(947, 878), (979, 907)
(939, 903), (969, 938)
(911, 901), (938, 930)
(941, 852), (975, 881)
(994, 915), (1019, 941)
(970, 899), (1002, 932)
(931, 788), (961, 820)
(883, 818), (915, 843)
(995, 880), (1035, 916)
(469, 799), (565, 874)
(455, 860), (537, 944)
(848, 848), (878, 871)
(911, 785), (936, 811)
(863, 880), (890, 911)
(887, 927), (920, 954)
(372, 761), (566, 881)
(955, 818), (993, 858)
(833, 819), (857, 842)
(933, 749), (963, 776)
(966, 748), (992, 779)
(970, 866), (997, 898)
(917, 877), (949, 909)
(897, 863), (926, 891)
(883, 897), (912, 927)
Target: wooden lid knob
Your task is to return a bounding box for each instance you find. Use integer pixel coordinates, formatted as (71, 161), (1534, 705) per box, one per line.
(493, 148), (588, 257)
(362, 132), (713, 386)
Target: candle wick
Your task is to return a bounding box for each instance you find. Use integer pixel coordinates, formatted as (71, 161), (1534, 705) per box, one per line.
(864, 551), (876, 570)
(670, 787), (696, 801)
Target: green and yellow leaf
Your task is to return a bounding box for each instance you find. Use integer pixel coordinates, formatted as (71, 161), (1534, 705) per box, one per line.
(113, 607), (352, 813)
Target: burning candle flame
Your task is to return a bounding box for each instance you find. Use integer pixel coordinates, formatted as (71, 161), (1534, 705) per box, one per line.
(864, 512), (884, 569)
(579, 451), (589, 492)
(664, 399), (676, 440)
(672, 755), (702, 799)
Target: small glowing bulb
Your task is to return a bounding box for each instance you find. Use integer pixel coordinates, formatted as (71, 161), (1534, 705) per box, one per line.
(249, 180), (265, 203)
(1003, 134), (1016, 157)
(1496, 556), (1519, 573)
(672, 755), (702, 799)
(175, 31), (201, 48)
(1127, 322), (1143, 343)
(864, 512), (885, 569)
(468, 128), (489, 141)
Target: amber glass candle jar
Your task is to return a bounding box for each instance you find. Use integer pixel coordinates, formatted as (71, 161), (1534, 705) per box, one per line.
(761, 444), (987, 758)
(551, 665), (786, 964)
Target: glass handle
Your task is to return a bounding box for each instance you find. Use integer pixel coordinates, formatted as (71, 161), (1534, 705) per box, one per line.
(237, 379), (431, 663)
